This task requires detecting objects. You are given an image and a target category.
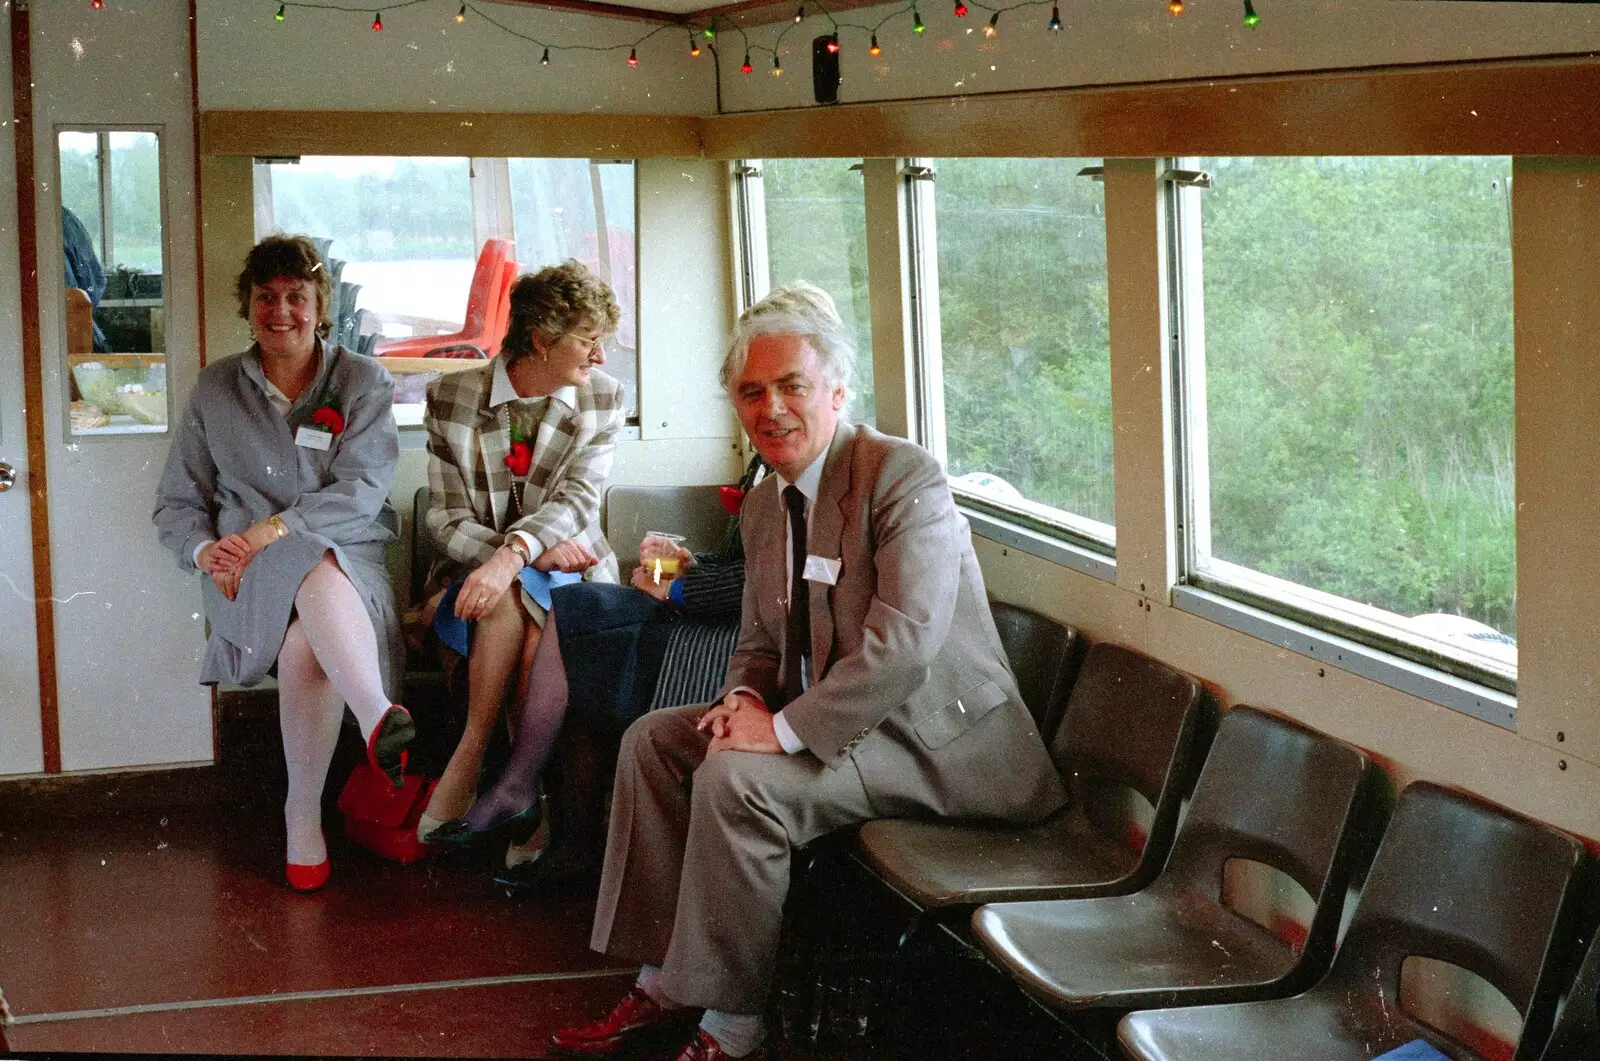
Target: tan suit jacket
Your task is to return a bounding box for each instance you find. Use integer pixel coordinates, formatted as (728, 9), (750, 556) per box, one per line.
(723, 421), (1067, 822)
(592, 422), (1065, 1013)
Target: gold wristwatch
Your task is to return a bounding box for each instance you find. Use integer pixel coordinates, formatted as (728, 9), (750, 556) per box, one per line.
(506, 535), (532, 567)
(267, 514), (289, 539)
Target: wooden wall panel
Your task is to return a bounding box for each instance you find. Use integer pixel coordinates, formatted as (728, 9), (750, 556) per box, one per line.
(701, 57), (1600, 160)
(201, 110), (702, 159)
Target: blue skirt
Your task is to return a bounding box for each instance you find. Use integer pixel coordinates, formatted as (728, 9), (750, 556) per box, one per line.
(432, 566), (583, 657)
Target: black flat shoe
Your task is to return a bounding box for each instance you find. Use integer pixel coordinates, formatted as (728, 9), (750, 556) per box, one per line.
(427, 799), (541, 849)
(494, 849), (600, 897)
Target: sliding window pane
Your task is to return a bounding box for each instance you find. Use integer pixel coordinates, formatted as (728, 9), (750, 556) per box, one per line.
(762, 159), (874, 426)
(508, 159), (638, 415)
(262, 156), (475, 344)
(933, 157), (1112, 536)
(1193, 156), (1515, 675)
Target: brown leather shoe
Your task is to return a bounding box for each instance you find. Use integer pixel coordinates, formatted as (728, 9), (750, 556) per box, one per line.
(672, 1028), (767, 1061)
(549, 985), (700, 1057)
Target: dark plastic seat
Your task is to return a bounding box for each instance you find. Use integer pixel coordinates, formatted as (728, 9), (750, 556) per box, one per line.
(973, 706), (1375, 1013)
(987, 600), (1085, 738)
(1119, 781), (1588, 1061)
(1541, 927), (1600, 1060)
(856, 642), (1207, 909)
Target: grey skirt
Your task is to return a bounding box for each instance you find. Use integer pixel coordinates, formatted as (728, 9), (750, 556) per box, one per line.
(199, 531), (404, 699)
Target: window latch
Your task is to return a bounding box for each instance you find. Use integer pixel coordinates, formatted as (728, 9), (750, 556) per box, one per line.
(1159, 168), (1213, 189)
(734, 164), (763, 178)
(1077, 165), (1104, 182)
(901, 164), (936, 182)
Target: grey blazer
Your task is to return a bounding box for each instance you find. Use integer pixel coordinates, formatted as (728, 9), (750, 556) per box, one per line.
(722, 423), (1068, 824)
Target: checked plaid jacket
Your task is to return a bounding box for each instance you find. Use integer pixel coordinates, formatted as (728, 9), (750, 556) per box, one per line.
(422, 360), (622, 592)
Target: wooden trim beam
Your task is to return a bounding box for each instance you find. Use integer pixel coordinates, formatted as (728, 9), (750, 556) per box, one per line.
(488, 0), (687, 24)
(200, 110), (703, 159)
(700, 54), (1600, 159)
(11, 3), (61, 774)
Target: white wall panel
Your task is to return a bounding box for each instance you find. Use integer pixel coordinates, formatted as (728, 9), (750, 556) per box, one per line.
(196, 1), (715, 115)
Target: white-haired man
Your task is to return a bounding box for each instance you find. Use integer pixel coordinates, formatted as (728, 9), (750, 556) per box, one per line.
(550, 283), (1068, 1061)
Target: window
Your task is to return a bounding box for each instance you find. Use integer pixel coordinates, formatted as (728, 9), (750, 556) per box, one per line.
(255, 156), (639, 419)
(60, 128), (169, 437)
(754, 159), (875, 426)
(929, 157), (1113, 547)
(259, 155), (476, 349)
(507, 159), (637, 413)
(1176, 157), (1516, 689)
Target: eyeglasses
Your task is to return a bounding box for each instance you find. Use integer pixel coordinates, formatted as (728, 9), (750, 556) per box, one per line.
(563, 332), (606, 354)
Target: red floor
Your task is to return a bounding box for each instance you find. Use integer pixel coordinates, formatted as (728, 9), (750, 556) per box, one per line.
(0, 797), (634, 1056)
(0, 695), (1094, 1059)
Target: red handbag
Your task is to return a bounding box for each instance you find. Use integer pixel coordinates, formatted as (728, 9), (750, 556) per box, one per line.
(337, 762), (441, 864)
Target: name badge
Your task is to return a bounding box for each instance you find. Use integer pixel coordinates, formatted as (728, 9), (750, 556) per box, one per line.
(295, 426), (333, 451)
(804, 554), (841, 585)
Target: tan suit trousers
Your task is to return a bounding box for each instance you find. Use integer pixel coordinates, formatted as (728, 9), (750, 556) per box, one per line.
(589, 704), (878, 1014)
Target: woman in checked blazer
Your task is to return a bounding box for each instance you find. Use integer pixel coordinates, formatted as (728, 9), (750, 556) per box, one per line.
(416, 260), (623, 845)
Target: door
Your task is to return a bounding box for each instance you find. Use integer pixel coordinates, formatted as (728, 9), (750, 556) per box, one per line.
(0, 10), (44, 776)
(21, 0), (211, 774)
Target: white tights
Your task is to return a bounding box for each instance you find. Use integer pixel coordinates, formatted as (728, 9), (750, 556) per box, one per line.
(276, 555), (392, 866)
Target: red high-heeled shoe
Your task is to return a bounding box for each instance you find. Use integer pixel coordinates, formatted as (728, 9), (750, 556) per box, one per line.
(286, 857), (330, 892)
(367, 704), (416, 789)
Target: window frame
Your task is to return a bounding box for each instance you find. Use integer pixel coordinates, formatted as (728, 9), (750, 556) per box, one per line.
(908, 155), (1119, 567)
(1166, 155), (1519, 722)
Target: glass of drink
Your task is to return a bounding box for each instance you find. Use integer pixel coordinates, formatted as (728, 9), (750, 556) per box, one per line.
(641, 532), (687, 585)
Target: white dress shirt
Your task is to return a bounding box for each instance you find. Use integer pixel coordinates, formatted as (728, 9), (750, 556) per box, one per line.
(488, 356), (578, 562)
(747, 448), (828, 755)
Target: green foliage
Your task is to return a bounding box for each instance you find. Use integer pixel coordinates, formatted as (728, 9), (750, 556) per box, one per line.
(934, 158), (1113, 523)
(270, 158), (474, 261)
(762, 154), (1517, 639)
(1200, 156), (1516, 634)
(761, 159), (876, 425)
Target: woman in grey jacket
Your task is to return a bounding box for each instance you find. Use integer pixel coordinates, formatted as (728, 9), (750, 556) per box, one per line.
(154, 235), (413, 893)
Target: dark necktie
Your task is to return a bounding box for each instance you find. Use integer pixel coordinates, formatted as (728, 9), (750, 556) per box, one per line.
(781, 485), (810, 706)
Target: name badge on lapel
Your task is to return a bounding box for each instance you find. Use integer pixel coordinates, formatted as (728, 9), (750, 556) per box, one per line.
(804, 554), (841, 585)
(295, 426), (333, 452)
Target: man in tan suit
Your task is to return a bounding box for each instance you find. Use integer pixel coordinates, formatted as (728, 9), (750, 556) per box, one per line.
(551, 284), (1068, 1061)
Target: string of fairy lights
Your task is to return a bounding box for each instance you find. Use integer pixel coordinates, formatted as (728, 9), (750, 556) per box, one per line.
(86, 0), (1263, 75)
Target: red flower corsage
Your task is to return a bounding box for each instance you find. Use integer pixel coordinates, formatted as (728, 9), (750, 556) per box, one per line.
(310, 404), (345, 435)
(506, 441), (533, 477)
(719, 485), (746, 515)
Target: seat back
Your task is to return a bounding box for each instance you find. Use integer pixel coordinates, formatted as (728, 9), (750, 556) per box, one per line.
(485, 257), (517, 356)
(1159, 706), (1375, 975)
(1542, 929), (1600, 1060)
(1326, 782), (1586, 1060)
(373, 238), (512, 358)
(1050, 643), (1206, 868)
(1051, 642), (1205, 807)
(412, 485), (435, 605)
(602, 484), (731, 573)
(463, 239), (512, 337)
(987, 601), (1084, 738)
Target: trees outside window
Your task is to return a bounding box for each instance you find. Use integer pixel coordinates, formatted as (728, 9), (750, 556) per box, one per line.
(933, 157), (1113, 539)
(1185, 156), (1516, 679)
(760, 159), (875, 426)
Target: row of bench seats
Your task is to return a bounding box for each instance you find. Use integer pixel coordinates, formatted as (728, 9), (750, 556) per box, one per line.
(838, 603), (1597, 1061)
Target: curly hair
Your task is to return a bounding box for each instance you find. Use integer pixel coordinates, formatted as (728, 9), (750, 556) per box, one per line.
(499, 259), (622, 366)
(720, 281), (854, 394)
(235, 235), (333, 339)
